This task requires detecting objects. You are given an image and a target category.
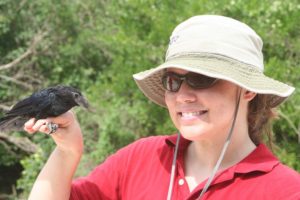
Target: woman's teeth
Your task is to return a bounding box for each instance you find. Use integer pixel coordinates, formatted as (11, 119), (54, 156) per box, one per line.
(181, 111), (207, 117)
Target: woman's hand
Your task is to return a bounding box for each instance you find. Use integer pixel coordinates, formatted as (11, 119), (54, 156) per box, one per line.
(24, 111), (83, 156)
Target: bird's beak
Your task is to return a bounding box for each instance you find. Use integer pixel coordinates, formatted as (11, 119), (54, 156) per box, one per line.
(77, 96), (90, 109)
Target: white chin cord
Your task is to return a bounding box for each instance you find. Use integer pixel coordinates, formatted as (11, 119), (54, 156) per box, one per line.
(167, 89), (241, 200)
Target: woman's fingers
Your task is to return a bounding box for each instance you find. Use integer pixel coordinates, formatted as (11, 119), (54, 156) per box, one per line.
(24, 118), (52, 135)
(24, 118), (37, 134)
(23, 111), (76, 135)
(33, 119), (49, 131)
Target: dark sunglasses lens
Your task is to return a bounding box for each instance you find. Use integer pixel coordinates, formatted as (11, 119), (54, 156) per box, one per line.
(187, 73), (217, 89)
(162, 73), (181, 92)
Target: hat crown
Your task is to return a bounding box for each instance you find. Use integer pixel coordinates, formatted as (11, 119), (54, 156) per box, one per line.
(166, 15), (264, 71)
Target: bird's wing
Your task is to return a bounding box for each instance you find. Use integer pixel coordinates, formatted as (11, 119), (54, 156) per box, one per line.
(5, 97), (35, 117)
(5, 90), (54, 118)
(34, 92), (57, 119)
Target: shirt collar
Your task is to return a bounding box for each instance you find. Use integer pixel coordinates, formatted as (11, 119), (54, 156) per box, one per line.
(234, 143), (279, 173)
(165, 133), (190, 153)
(165, 134), (279, 174)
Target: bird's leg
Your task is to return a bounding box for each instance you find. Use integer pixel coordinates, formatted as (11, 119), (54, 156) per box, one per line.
(46, 122), (58, 135)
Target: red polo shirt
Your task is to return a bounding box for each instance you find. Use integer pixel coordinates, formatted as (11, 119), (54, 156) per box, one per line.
(70, 134), (300, 200)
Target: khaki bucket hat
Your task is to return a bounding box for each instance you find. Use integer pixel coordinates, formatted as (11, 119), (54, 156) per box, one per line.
(133, 15), (295, 108)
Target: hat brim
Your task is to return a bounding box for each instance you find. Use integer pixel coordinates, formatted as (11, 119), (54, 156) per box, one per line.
(133, 54), (295, 108)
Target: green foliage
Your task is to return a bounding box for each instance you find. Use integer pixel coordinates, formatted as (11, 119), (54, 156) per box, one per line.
(0, 0), (299, 198)
(16, 149), (48, 199)
(0, 141), (21, 166)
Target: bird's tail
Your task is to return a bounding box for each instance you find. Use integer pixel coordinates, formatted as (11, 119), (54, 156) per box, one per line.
(0, 116), (29, 132)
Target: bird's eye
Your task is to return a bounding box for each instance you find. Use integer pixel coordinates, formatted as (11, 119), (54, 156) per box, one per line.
(73, 93), (80, 98)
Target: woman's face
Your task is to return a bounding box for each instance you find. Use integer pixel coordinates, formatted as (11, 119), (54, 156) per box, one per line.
(164, 68), (241, 141)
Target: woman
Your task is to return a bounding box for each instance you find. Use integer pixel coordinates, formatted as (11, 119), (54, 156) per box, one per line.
(25, 15), (300, 200)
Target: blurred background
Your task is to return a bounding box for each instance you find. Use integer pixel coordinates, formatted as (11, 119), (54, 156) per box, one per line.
(0, 0), (299, 199)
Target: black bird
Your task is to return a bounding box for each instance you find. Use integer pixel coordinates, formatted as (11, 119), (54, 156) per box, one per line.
(0, 85), (89, 132)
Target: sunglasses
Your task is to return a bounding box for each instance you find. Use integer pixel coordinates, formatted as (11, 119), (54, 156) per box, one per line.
(161, 71), (218, 92)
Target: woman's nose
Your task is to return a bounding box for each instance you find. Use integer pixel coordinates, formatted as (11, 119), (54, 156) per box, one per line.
(175, 82), (197, 103)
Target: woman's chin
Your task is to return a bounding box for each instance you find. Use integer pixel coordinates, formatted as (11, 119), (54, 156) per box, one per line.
(179, 125), (211, 141)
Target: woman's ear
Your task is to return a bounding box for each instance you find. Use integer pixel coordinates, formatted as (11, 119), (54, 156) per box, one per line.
(243, 90), (257, 101)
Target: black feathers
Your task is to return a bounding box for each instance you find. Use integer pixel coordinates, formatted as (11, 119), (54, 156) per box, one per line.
(0, 85), (89, 132)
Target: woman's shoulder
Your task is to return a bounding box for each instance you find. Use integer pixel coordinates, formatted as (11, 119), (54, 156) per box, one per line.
(271, 162), (300, 182)
(250, 144), (300, 183)
(267, 163), (300, 198)
(256, 145), (300, 186)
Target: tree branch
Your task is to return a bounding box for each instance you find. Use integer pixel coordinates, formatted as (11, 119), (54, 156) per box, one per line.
(0, 75), (33, 90)
(0, 30), (48, 71)
(0, 132), (38, 154)
(0, 104), (11, 111)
